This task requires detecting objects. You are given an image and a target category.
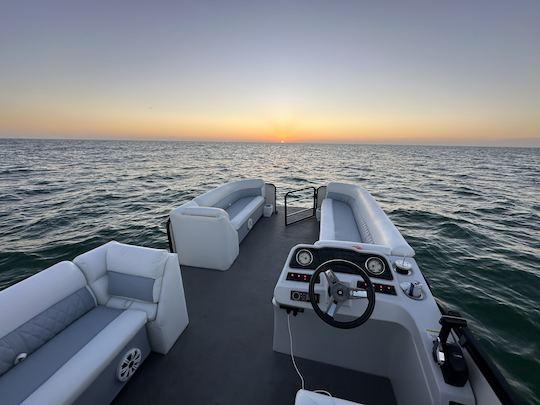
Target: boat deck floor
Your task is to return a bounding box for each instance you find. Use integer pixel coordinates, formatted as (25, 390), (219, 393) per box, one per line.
(115, 208), (396, 405)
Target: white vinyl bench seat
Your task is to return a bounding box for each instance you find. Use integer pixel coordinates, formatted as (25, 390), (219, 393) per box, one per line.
(169, 179), (267, 270)
(318, 182), (414, 257)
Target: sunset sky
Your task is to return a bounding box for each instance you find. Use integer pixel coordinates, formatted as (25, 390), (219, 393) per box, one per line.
(0, 1), (539, 145)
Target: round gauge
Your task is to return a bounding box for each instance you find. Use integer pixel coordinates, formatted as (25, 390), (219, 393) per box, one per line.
(296, 249), (313, 266)
(365, 257), (385, 275)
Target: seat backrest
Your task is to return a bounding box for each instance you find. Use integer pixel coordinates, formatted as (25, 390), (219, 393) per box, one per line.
(74, 241), (169, 305)
(194, 179), (265, 208)
(0, 262), (94, 376)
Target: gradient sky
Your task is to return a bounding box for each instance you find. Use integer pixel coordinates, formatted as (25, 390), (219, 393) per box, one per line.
(1, 1), (539, 145)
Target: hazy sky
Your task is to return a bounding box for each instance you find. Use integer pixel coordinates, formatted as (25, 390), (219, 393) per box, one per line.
(1, 0), (539, 145)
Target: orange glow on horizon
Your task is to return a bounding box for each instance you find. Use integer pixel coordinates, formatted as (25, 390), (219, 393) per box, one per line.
(0, 101), (538, 145)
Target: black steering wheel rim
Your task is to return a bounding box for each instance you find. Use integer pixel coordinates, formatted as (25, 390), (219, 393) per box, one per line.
(308, 259), (376, 329)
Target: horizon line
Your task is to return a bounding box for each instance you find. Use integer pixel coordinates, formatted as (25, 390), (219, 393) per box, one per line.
(1, 135), (538, 149)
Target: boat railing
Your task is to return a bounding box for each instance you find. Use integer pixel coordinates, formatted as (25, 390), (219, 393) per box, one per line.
(284, 186), (317, 226)
(265, 182), (278, 215)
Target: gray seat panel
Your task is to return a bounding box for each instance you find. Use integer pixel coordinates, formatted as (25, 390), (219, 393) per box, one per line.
(225, 197), (257, 220)
(108, 271), (155, 302)
(332, 200), (362, 243)
(0, 287), (95, 376)
(0, 306), (123, 405)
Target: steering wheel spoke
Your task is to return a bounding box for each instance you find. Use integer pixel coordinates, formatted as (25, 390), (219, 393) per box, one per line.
(323, 269), (340, 285)
(325, 299), (344, 318)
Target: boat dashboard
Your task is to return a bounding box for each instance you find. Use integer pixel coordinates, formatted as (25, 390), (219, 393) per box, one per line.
(289, 246), (393, 280)
(275, 244), (407, 313)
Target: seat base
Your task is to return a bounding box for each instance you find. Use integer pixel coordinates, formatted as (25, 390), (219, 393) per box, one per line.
(74, 327), (150, 405)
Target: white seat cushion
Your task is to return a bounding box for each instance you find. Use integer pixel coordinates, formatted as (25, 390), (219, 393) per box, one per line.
(22, 309), (147, 405)
(295, 390), (362, 405)
(229, 195), (264, 230)
(107, 242), (168, 279)
(106, 296), (158, 321)
(330, 199), (362, 243)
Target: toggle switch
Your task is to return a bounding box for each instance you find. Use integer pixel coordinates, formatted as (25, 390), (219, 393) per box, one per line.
(400, 281), (423, 300)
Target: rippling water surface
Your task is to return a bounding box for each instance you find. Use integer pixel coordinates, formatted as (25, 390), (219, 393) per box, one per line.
(0, 139), (538, 402)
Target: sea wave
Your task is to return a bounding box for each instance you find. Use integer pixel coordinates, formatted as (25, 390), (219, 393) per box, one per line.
(0, 139), (538, 403)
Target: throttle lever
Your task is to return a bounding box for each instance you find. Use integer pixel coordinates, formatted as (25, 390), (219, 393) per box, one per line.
(439, 315), (468, 349)
(432, 314), (469, 386)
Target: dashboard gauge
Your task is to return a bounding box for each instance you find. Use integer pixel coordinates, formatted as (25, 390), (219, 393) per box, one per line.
(296, 249), (313, 266)
(365, 257), (385, 275)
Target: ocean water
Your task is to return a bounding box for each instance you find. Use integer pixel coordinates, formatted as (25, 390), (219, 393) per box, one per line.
(0, 138), (538, 402)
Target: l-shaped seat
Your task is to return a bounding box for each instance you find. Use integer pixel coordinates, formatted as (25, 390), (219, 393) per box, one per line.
(0, 241), (189, 405)
(318, 182), (415, 257)
(169, 179), (268, 270)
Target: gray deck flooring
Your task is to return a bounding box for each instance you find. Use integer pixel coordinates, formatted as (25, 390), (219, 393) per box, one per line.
(114, 208), (396, 405)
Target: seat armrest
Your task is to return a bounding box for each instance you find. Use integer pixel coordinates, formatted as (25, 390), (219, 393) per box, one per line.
(178, 206), (229, 219)
(146, 254), (189, 354)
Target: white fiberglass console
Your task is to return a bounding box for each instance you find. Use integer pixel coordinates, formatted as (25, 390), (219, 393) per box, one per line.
(272, 243), (476, 405)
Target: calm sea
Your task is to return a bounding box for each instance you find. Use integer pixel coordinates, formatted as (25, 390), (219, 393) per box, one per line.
(0, 139), (538, 403)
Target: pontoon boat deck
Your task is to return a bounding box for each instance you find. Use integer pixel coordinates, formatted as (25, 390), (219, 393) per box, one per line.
(116, 207), (398, 404)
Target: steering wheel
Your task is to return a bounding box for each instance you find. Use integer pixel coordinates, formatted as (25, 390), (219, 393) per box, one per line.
(308, 259), (376, 329)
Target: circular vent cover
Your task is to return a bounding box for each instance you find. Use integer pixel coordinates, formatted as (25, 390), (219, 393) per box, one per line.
(117, 348), (142, 382)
